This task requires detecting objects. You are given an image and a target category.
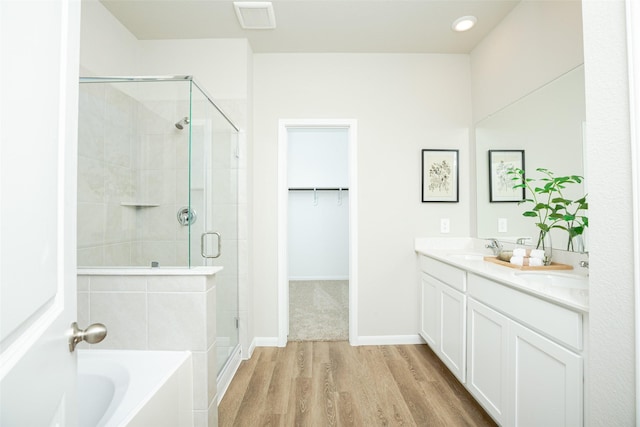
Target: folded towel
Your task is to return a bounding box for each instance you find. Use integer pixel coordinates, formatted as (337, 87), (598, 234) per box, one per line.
(513, 248), (527, 258)
(528, 257), (544, 267)
(510, 256), (524, 266)
(530, 249), (545, 259)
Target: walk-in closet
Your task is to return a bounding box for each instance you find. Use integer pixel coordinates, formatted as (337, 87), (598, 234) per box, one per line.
(287, 127), (349, 341)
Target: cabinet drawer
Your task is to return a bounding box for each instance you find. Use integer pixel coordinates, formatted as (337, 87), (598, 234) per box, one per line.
(468, 273), (582, 351)
(419, 256), (466, 292)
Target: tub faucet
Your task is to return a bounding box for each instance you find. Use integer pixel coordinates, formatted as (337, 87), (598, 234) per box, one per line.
(485, 238), (503, 256)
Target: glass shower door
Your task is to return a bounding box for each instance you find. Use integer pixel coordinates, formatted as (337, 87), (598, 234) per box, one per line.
(189, 84), (240, 375)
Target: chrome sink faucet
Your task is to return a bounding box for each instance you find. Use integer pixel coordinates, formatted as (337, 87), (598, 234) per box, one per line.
(485, 238), (503, 256)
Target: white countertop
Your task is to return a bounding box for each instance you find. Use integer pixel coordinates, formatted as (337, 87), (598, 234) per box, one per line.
(415, 238), (589, 313)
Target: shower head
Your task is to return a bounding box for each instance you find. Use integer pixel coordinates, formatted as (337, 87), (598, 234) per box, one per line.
(175, 117), (190, 130)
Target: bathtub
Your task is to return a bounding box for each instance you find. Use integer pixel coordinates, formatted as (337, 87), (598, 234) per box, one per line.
(77, 350), (193, 427)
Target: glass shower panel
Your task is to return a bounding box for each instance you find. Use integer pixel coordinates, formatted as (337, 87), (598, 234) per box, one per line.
(78, 76), (241, 375)
(77, 79), (192, 267)
(189, 85), (240, 374)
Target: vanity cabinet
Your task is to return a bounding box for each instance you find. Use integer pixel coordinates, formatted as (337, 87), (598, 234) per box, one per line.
(508, 318), (582, 426)
(467, 298), (510, 425)
(467, 273), (583, 426)
(419, 257), (466, 383)
(418, 254), (585, 426)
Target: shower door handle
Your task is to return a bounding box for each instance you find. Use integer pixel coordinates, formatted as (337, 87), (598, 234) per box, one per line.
(201, 231), (221, 259)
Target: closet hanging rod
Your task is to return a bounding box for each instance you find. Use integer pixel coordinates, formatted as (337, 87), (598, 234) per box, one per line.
(288, 187), (349, 191)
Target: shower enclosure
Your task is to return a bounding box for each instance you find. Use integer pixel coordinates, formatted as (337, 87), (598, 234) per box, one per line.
(78, 76), (240, 377)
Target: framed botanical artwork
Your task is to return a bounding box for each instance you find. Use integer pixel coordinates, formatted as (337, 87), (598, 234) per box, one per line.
(421, 149), (459, 202)
(488, 149), (525, 202)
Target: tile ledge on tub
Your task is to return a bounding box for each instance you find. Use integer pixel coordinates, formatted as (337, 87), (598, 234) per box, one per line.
(77, 266), (224, 276)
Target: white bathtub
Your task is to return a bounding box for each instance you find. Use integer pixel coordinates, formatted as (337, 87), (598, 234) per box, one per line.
(77, 350), (193, 427)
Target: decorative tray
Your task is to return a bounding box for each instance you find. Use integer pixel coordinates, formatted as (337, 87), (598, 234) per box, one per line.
(483, 256), (573, 271)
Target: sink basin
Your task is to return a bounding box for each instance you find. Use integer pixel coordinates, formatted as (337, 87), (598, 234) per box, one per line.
(515, 272), (588, 289)
(446, 252), (486, 261)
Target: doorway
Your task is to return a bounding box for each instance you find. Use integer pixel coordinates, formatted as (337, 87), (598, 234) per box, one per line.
(277, 120), (358, 346)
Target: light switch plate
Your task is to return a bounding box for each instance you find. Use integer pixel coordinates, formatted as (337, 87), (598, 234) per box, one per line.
(498, 218), (508, 233)
(440, 218), (450, 233)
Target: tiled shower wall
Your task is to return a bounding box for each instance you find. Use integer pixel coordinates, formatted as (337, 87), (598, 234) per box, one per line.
(77, 83), (191, 267)
(77, 81), (245, 377)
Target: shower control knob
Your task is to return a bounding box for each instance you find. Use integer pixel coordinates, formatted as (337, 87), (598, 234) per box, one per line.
(177, 206), (197, 226)
(69, 322), (107, 352)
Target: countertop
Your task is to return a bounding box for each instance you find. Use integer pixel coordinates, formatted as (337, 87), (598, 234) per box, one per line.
(415, 238), (589, 313)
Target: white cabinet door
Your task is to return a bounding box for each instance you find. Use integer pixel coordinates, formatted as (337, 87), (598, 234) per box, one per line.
(467, 298), (510, 425)
(420, 273), (466, 383)
(420, 273), (439, 347)
(439, 284), (466, 383)
(509, 321), (583, 427)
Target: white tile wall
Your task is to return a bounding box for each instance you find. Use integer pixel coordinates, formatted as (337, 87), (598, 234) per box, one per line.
(78, 83), (194, 267)
(78, 273), (218, 425)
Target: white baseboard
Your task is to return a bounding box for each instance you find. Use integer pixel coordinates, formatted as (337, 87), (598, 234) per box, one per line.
(216, 346), (242, 405)
(253, 337), (280, 347)
(354, 334), (425, 346)
(251, 335), (425, 349)
(245, 338), (256, 360)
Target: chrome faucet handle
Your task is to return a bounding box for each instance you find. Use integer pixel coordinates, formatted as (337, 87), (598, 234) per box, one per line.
(516, 237), (531, 245)
(485, 238), (503, 255)
(579, 260), (589, 268)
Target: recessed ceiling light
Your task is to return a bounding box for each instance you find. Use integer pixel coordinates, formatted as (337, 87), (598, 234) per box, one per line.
(452, 15), (477, 32)
(234, 2), (276, 30)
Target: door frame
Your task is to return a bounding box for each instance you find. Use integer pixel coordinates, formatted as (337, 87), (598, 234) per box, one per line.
(626, 0), (640, 420)
(277, 119), (358, 346)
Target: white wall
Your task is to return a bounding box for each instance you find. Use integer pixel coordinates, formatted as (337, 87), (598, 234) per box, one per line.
(80, 0), (250, 127)
(470, 0), (584, 123)
(583, 0), (635, 424)
(253, 53), (471, 339)
(80, 0), (139, 75)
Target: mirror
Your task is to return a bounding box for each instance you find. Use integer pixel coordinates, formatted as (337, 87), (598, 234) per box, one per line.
(475, 65), (586, 251)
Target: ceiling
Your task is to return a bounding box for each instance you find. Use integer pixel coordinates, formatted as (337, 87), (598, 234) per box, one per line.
(99, 0), (520, 53)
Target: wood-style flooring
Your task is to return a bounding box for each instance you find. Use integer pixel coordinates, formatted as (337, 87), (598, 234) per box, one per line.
(218, 341), (496, 426)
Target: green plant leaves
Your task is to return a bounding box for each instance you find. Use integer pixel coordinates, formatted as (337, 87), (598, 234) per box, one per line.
(509, 166), (588, 252)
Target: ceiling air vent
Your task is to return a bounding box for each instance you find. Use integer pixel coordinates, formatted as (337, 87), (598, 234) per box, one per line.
(233, 2), (276, 29)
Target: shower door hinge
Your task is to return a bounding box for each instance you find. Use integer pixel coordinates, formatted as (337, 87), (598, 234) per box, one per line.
(235, 317), (239, 329)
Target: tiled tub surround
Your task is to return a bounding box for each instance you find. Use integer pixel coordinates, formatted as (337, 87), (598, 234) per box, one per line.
(77, 267), (222, 427)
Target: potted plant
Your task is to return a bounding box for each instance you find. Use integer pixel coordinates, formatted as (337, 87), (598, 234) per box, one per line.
(508, 167), (588, 262)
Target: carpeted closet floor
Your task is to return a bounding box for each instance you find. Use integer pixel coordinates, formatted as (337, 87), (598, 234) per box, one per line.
(288, 280), (349, 341)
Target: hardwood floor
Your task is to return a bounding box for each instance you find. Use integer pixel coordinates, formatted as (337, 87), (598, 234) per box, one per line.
(219, 341), (496, 426)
